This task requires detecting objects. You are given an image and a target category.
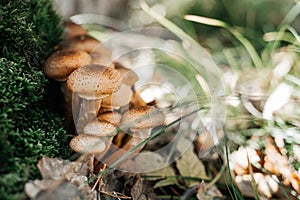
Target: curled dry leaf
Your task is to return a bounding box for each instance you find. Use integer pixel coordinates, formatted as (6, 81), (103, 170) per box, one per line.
(37, 157), (88, 184)
(25, 157), (94, 199)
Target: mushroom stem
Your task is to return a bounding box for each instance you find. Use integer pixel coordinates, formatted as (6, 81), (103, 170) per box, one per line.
(75, 98), (102, 133)
(103, 129), (152, 167)
(60, 82), (73, 128)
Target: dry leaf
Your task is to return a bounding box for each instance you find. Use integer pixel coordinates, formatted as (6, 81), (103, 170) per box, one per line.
(37, 157), (88, 184)
(25, 157), (93, 199)
(176, 138), (208, 187)
(132, 151), (170, 173)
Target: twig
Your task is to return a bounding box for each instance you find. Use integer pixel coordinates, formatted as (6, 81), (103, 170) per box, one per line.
(100, 190), (132, 199)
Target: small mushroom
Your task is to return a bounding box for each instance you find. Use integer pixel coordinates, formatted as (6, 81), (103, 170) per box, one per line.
(101, 64), (139, 110)
(83, 120), (117, 137)
(97, 111), (122, 126)
(101, 84), (133, 109)
(114, 63), (139, 86)
(121, 106), (165, 133)
(43, 49), (91, 81)
(83, 120), (118, 160)
(43, 49), (92, 129)
(60, 35), (111, 56)
(64, 21), (88, 39)
(67, 64), (122, 132)
(70, 135), (106, 155)
(104, 106), (165, 166)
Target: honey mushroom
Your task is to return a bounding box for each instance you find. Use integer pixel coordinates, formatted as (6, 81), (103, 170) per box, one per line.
(104, 106), (165, 166)
(60, 34), (112, 59)
(70, 118), (119, 177)
(64, 21), (88, 40)
(82, 120), (118, 160)
(101, 63), (139, 112)
(43, 49), (92, 128)
(67, 64), (122, 133)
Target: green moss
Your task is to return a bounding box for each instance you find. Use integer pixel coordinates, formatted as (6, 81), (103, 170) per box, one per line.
(0, 1), (69, 199)
(0, 0), (63, 66)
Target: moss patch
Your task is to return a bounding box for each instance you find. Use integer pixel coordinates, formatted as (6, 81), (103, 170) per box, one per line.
(0, 1), (69, 199)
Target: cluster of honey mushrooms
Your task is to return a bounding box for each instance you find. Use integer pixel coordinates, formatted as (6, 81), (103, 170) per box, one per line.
(43, 22), (166, 168)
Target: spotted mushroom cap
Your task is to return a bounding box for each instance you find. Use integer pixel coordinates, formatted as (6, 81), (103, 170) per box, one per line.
(115, 63), (138, 86)
(69, 134), (106, 154)
(43, 49), (91, 81)
(121, 106), (165, 131)
(67, 64), (122, 99)
(97, 111), (122, 126)
(83, 120), (118, 137)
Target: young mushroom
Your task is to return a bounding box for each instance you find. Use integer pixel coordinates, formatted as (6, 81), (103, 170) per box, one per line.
(43, 49), (92, 128)
(43, 49), (92, 82)
(70, 120), (118, 173)
(67, 64), (122, 133)
(69, 134), (107, 174)
(101, 63), (139, 111)
(64, 21), (88, 39)
(60, 35), (112, 57)
(121, 106), (165, 138)
(83, 120), (118, 160)
(104, 106), (165, 166)
(97, 111), (122, 126)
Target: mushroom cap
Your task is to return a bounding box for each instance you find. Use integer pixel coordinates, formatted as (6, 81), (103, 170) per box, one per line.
(102, 84), (133, 108)
(67, 64), (122, 99)
(43, 49), (91, 81)
(121, 106), (165, 130)
(97, 111), (122, 126)
(60, 35), (111, 55)
(115, 63), (138, 86)
(70, 135), (106, 154)
(83, 120), (117, 137)
(90, 52), (114, 68)
(64, 21), (87, 39)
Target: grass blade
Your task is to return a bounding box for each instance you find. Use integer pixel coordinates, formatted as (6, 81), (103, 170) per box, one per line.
(184, 15), (263, 70)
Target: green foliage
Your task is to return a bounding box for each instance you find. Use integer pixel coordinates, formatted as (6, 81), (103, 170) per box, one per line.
(0, 1), (68, 199)
(0, 0), (63, 66)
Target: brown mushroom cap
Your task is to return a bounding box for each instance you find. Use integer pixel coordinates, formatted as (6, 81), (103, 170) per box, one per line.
(121, 106), (165, 130)
(83, 120), (117, 137)
(115, 63), (138, 86)
(60, 35), (111, 56)
(43, 49), (91, 81)
(70, 135), (106, 154)
(67, 64), (122, 99)
(97, 111), (122, 126)
(64, 21), (88, 39)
